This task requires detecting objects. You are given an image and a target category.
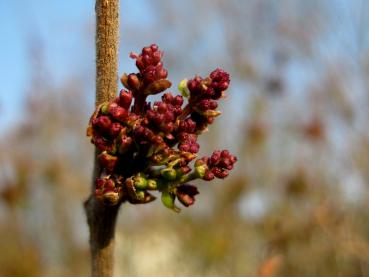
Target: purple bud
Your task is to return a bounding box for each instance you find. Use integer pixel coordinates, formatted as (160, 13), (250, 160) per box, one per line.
(162, 93), (174, 103)
(203, 171), (215, 181)
(109, 104), (128, 122)
(92, 116), (112, 133)
(176, 184), (199, 207)
(173, 95), (184, 106)
(212, 167), (229, 179)
(156, 102), (168, 113)
(110, 123), (122, 138)
(119, 89), (133, 109)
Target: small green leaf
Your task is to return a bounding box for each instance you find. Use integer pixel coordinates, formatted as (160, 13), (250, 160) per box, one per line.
(161, 191), (180, 212)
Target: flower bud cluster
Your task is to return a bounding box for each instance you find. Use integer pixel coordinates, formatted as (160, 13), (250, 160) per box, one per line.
(186, 68), (230, 131)
(87, 44), (237, 211)
(195, 150), (238, 181)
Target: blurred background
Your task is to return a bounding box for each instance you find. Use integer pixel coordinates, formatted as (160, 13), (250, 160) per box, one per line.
(1, 0), (369, 276)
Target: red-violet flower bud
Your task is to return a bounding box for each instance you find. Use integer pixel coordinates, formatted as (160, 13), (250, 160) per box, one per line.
(156, 102), (168, 113)
(178, 119), (197, 134)
(109, 103), (128, 122)
(109, 122), (122, 138)
(197, 99), (218, 111)
(211, 167), (229, 179)
(210, 150), (221, 164)
(176, 166), (192, 176)
(173, 95), (184, 107)
(92, 116), (112, 133)
(162, 92), (174, 103)
(203, 170), (215, 181)
(179, 134), (199, 154)
(210, 68), (230, 92)
(94, 134), (114, 152)
(119, 89), (133, 109)
(176, 184), (199, 207)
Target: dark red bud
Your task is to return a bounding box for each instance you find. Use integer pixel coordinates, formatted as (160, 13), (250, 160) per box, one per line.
(162, 93), (174, 103)
(92, 116), (112, 133)
(173, 95), (184, 106)
(109, 104), (128, 122)
(156, 102), (167, 113)
(211, 167), (229, 179)
(176, 184), (199, 207)
(152, 51), (161, 64)
(110, 123), (122, 137)
(119, 89), (133, 109)
(203, 170), (215, 181)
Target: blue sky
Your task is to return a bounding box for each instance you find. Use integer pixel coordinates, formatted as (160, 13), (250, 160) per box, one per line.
(0, 0), (154, 132)
(0, 1), (94, 130)
(0, 0), (367, 134)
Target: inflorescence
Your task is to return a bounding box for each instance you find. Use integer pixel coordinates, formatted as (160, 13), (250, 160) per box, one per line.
(87, 44), (237, 211)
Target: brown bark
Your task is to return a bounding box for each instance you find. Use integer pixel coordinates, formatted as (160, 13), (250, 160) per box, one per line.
(95, 0), (119, 106)
(85, 1), (120, 277)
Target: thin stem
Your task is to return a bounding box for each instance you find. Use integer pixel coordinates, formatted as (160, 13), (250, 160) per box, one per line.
(85, 1), (120, 277)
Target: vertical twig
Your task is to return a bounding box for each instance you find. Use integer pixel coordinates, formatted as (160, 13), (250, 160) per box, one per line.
(85, 1), (120, 277)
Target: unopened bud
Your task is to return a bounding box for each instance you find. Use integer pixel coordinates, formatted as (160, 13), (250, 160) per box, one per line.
(101, 103), (110, 115)
(147, 179), (158, 190)
(119, 89), (133, 109)
(134, 174), (148, 190)
(194, 164), (207, 179)
(178, 79), (189, 97)
(135, 190), (145, 201)
(127, 73), (141, 91)
(202, 110), (222, 118)
(161, 168), (177, 181)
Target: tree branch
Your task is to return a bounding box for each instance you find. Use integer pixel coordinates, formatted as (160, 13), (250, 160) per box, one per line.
(95, 0), (119, 106)
(85, 1), (120, 277)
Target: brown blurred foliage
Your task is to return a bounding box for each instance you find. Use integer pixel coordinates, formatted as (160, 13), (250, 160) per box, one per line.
(1, 0), (369, 276)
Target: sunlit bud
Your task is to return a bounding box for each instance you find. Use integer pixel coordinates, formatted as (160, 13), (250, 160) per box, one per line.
(134, 173), (148, 190)
(202, 110), (221, 118)
(101, 103), (110, 115)
(147, 179), (158, 190)
(194, 163), (207, 179)
(178, 79), (190, 97)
